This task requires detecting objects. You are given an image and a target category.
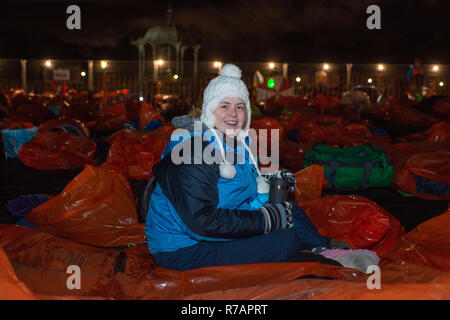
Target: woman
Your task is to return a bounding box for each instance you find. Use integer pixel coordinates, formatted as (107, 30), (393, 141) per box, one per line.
(145, 64), (375, 272)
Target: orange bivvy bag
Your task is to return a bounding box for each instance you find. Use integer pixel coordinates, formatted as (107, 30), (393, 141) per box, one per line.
(300, 195), (405, 256)
(293, 165), (328, 203)
(18, 131), (96, 170)
(394, 151), (450, 200)
(25, 165), (146, 247)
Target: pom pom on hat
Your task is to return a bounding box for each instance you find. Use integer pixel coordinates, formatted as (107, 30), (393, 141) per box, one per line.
(220, 64), (242, 79)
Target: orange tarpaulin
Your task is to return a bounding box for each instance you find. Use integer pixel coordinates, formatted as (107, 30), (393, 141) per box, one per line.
(25, 165), (146, 247)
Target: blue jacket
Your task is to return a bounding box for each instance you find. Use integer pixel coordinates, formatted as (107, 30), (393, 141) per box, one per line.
(145, 120), (268, 254)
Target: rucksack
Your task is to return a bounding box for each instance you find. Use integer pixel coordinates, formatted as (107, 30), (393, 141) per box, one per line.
(303, 144), (394, 191)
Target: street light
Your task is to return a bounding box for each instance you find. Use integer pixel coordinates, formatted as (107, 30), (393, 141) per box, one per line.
(153, 59), (164, 82)
(42, 60), (53, 92)
(377, 64), (385, 71)
(99, 61), (108, 107)
(322, 63), (330, 71)
(295, 76), (301, 83)
(173, 74), (179, 80)
(213, 61), (222, 74)
(432, 65), (440, 72)
(368, 78), (373, 84)
(44, 60), (52, 68)
(439, 81), (444, 87)
(268, 62), (276, 70)
(81, 71), (86, 77)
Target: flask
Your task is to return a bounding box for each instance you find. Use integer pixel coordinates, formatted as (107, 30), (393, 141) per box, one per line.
(268, 177), (289, 204)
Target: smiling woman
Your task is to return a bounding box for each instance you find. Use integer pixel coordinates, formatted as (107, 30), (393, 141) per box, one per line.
(144, 63), (335, 271)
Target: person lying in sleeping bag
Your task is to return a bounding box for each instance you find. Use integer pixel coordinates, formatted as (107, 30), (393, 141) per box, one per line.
(145, 64), (378, 272)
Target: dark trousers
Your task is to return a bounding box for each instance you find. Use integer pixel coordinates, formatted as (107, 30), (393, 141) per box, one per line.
(153, 201), (331, 271)
(290, 200), (330, 250)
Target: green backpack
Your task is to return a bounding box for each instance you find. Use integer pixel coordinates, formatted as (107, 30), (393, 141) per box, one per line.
(303, 144), (394, 191)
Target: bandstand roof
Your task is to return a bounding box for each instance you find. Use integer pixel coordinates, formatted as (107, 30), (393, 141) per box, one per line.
(142, 24), (179, 45)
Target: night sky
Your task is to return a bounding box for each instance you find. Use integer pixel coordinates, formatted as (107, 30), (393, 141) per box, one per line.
(0, 0), (449, 63)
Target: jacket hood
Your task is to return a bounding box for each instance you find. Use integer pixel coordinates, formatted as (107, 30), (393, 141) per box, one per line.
(172, 115), (208, 132)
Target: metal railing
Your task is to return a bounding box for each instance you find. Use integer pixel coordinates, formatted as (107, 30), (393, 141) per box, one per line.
(0, 59), (448, 104)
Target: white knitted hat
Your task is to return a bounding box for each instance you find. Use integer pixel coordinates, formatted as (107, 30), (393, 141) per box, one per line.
(201, 64), (251, 138)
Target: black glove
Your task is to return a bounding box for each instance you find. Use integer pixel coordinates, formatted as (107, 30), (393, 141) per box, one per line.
(265, 169), (296, 192)
(259, 201), (294, 233)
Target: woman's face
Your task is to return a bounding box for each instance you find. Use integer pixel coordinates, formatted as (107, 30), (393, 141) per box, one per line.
(213, 97), (246, 137)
